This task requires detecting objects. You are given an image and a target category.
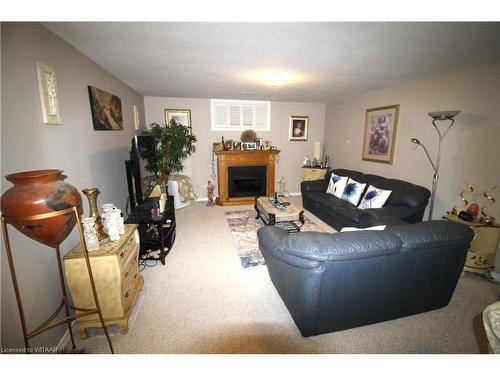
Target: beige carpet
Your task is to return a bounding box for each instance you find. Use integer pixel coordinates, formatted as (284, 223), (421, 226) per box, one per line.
(73, 197), (499, 354)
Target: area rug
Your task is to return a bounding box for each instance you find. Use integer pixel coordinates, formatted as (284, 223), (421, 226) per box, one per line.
(224, 209), (327, 268)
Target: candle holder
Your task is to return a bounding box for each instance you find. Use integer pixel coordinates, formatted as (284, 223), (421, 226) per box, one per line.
(82, 187), (107, 241)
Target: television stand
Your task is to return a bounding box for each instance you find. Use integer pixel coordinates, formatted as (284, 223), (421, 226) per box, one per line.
(125, 196), (176, 265)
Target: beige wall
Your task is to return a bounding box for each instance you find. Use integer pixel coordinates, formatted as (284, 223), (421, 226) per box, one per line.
(1, 23), (145, 349)
(144, 97), (326, 197)
(324, 64), (500, 220)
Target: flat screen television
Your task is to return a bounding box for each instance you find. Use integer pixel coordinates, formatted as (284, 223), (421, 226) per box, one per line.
(125, 135), (158, 209)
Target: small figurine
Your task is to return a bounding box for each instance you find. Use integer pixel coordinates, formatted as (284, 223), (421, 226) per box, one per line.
(303, 156), (311, 167)
(480, 185), (497, 225)
(277, 176), (286, 197)
(207, 180), (215, 206)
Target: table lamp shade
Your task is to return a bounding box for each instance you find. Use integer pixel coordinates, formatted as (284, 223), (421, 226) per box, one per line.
(314, 141), (322, 160)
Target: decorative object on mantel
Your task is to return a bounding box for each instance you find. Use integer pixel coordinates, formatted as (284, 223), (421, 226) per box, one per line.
(82, 187), (107, 241)
(289, 115), (308, 141)
(303, 155), (311, 167)
(241, 129), (257, 142)
(1, 169), (82, 247)
(213, 142), (224, 152)
(480, 185), (497, 225)
(139, 120), (197, 193)
(1, 170), (113, 353)
(452, 181), (473, 215)
(36, 60), (62, 125)
(362, 105), (399, 164)
(88, 86), (123, 130)
(410, 110), (461, 220)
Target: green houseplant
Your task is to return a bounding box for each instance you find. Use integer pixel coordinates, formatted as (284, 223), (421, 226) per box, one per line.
(139, 120), (197, 189)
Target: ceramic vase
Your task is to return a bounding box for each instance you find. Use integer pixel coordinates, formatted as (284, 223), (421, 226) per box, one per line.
(82, 187), (107, 241)
(1, 169), (82, 247)
(81, 217), (99, 251)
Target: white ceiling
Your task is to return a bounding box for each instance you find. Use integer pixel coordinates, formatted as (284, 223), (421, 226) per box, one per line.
(45, 22), (500, 103)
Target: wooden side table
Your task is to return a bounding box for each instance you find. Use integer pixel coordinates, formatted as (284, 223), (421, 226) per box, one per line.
(443, 214), (500, 274)
(302, 167), (329, 181)
(64, 224), (144, 338)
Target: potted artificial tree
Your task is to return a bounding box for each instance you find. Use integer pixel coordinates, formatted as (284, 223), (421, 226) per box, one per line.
(139, 120), (197, 210)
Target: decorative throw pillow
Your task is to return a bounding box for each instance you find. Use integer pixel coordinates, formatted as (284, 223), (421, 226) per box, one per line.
(358, 185), (392, 209)
(326, 174), (349, 198)
(341, 178), (367, 206)
(340, 225), (387, 232)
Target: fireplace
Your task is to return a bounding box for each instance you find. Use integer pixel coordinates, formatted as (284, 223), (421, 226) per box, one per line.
(214, 150), (280, 206)
(228, 166), (266, 198)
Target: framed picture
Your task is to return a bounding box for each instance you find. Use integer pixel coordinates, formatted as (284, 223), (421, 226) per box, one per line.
(263, 140), (271, 150)
(289, 116), (308, 141)
(254, 138), (263, 149)
(233, 141), (241, 150)
(213, 142), (224, 152)
(242, 142), (257, 151)
(36, 61), (62, 125)
(224, 139), (234, 150)
(88, 86), (123, 130)
(133, 105), (140, 131)
(362, 105), (400, 164)
(165, 109), (192, 133)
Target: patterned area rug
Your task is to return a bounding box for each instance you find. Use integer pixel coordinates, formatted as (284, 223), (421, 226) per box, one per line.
(224, 209), (327, 268)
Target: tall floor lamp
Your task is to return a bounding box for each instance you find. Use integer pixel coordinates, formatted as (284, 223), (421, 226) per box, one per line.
(410, 110), (461, 220)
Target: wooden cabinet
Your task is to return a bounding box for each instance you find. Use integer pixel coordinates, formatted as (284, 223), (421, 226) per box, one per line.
(64, 224), (143, 338)
(443, 214), (500, 274)
(302, 167), (328, 181)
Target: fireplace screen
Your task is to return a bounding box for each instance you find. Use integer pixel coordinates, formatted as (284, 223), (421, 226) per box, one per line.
(228, 166), (267, 198)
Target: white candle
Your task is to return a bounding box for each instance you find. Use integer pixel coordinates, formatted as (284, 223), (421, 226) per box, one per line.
(314, 141), (322, 160)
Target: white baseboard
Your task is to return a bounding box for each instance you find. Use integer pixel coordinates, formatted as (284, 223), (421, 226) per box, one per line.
(56, 321), (76, 351)
(196, 197), (208, 202)
(288, 192), (302, 196)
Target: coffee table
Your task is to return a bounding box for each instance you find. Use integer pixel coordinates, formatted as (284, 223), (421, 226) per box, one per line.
(254, 196), (304, 233)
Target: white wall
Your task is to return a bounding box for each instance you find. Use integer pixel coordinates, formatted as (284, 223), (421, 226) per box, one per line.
(144, 97), (326, 197)
(324, 64), (500, 220)
(1, 23), (145, 349)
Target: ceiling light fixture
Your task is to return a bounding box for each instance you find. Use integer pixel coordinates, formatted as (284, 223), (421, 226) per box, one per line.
(242, 69), (305, 88)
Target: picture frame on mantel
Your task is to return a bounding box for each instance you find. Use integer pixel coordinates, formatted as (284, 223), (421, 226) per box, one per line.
(289, 115), (308, 141)
(165, 108), (192, 134)
(362, 104), (400, 164)
(35, 60), (63, 125)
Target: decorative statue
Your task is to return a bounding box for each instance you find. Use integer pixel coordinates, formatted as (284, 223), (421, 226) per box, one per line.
(303, 156), (311, 167)
(207, 180), (215, 206)
(452, 181), (473, 215)
(277, 176), (286, 197)
(480, 185), (497, 225)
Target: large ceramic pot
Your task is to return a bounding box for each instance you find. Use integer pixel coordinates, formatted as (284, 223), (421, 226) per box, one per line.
(1, 169), (83, 248)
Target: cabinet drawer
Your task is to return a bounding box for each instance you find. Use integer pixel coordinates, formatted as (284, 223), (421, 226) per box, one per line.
(117, 230), (140, 266)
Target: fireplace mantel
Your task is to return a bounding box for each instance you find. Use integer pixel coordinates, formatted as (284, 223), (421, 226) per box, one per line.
(214, 150), (280, 206)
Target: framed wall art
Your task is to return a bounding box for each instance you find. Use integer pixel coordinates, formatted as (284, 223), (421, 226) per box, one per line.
(88, 86), (124, 130)
(165, 109), (192, 134)
(133, 104), (140, 131)
(289, 116), (308, 141)
(362, 105), (400, 164)
(36, 60), (62, 124)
